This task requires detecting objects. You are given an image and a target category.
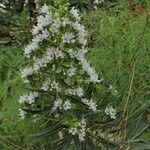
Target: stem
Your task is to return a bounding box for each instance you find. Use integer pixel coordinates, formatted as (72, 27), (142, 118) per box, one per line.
(88, 0), (94, 11)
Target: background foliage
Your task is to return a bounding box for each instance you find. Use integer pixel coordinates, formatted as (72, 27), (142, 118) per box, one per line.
(0, 0), (149, 149)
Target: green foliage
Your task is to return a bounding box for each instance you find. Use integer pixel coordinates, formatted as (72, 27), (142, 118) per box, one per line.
(0, 0), (149, 149)
(84, 7), (149, 108)
(84, 5), (150, 149)
(0, 46), (48, 149)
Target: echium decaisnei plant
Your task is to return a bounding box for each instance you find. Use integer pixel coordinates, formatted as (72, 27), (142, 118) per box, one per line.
(18, 0), (117, 149)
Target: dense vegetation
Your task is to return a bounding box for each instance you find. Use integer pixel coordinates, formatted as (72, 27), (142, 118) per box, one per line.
(0, 0), (149, 149)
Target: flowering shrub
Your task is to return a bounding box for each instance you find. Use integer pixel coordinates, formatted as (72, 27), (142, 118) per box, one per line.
(19, 1), (117, 148)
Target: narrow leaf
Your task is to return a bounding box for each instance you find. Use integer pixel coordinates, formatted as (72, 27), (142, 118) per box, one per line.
(86, 136), (100, 150)
(32, 121), (62, 138)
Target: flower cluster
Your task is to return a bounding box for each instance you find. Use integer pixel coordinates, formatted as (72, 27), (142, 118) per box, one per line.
(67, 48), (101, 83)
(62, 32), (75, 43)
(70, 7), (81, 21)
(105, 106), (116, 119)
(67, 67), (76, 77)
(108, 85), (119, 96)
(24, 27), (51, 56)
(19, 92), (39, 104)
(33, 48), (64, 73)
(41, 78), (51, 91)
(21, 48), (65, 79)
(66, 87), (84, 97)
(69, 119), (86, 141)
(23, 6), (52, 57)
(19, 3), (103, 142)
(52, 99), (72, 111)
(94, 0), (105, 10)
(41, 79), (61, 92)
(82, 98), (98, 112)
(53, 98), (63, 111)
(63, 100), (72, 110)
(18, 108), (27, 119)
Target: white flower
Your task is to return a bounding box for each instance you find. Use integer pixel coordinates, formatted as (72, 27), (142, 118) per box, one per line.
(94, 0), (104, 4)
(54, 99), (63, 109)
(21, 67), (33, 78)
(82, 99), (98, 112)
(19, 92), (39, 104)
(36, 13), (52, 29)
(33, 57), (48, 72)
(45, 49), (55, 59)
(94, 0), (99, 4)
(66, 89), (76, 95)
(89, 100), (98, 112)
(37, 15), (46, 29)
(77, 56), (100, 83)
(18, 108), (27, 119)
(63, 100), (72, 110)
(32, 10), (52, 35)
(66, 87), (83, 97)
(52, 99), (63, 111)
(23, 42), (38, 56)
(44, 13), (53, 25)
(69, 119), (86, 141)
(70, 7), (80, 20)
(81, 119), (86, 126)
(78, 32), (87, 46)
(72, 21), (85, 32)
(33, 34), (43, 43)
(67, 68), (76, 77)
(19, 95), (27, 104)
(54, 49), (65, 58)
(75, 49), (87, 61)
(94, 6), (98, 10)
(78, 128), (86, 141)
(41, 79), (51, 91)
(62, 32), (75, 44)
(76, 87), (83, 97)
(42, 29), (49, 39)
(105, 106), (116, 119)
(32, 49), (65, 73)
(69, 127), (78, 135)
(31, 25), (40, 35)
(62, 18), (71, 27)
(50, 19), (61, 33)
(108, 85), (119, 96)
(72, 21), (87, 47)
(51, 81), (60, 91)
(68, 49), (77, 58)
(41, 4), (49, 14)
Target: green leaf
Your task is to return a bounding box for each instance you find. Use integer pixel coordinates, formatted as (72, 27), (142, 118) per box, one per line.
(86, 135), (100, 150)
(81, 141), (87, 150)
(95, 134), (119, 149)
(74, 135), (82, 150)
(128, 102), (150, 120)
(130, 140), (150, 150)
(32, 121), (62, 138)
(51, 134), (73, 150)
(62, 135), (73, 150)
(50, 138), (67, 150)
(127, 109), (150, 140)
